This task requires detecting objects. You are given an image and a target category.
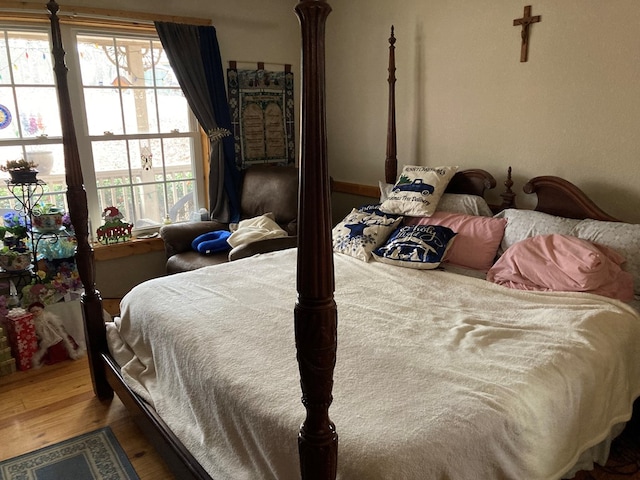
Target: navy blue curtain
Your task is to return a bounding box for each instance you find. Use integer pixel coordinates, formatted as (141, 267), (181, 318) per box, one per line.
(155, 22), (241, 223)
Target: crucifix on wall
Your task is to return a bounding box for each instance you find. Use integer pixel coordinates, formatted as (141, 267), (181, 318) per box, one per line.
(513, 5), (541, 62)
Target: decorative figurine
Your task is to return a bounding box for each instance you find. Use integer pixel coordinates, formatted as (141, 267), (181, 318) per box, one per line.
(96, 206), (133, 244)
(29, 301), (82, 368)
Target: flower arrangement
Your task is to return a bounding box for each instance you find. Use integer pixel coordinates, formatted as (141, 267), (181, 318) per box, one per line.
(0, 212), (31, 270)
(21, 261), (82, 306)
(0, 212), (29, 252)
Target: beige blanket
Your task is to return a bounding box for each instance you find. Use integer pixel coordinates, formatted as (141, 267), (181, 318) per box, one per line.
(108, 248), (640, 480)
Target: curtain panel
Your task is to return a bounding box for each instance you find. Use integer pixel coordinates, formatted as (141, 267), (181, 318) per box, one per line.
(154, 21), (240, 223)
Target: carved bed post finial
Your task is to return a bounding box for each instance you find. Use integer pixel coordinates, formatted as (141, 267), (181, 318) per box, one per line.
(500, 166), (516, 210)
(47, 0), (112, 400)
(294, 1), (338, 480)
(385, 25), (397, 185)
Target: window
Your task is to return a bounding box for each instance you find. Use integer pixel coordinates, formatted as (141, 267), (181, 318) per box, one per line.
(0, 23), (204, 236)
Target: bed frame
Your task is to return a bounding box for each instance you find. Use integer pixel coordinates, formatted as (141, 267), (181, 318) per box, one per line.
(45, 1), (619, 479)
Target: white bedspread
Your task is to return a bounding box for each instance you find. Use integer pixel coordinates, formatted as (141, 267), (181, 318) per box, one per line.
(108, 248), (640, 480)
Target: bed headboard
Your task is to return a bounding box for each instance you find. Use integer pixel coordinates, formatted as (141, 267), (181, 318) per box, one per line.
(524, 175), (620, 221)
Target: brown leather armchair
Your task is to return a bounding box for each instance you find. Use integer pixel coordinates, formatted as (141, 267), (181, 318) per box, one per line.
(160, 165), (298, 274)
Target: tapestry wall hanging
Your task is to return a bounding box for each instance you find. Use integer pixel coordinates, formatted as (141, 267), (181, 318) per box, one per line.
(227, 62), (295, 168)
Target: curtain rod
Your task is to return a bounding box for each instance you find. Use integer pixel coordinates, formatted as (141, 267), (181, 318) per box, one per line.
(0, 1), (212, 26)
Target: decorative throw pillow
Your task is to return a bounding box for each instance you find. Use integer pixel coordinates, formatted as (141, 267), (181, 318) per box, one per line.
(357, 203), (404, 220)
(192, 230), (232, 254)
(372, 224), (456, 269)
(379, 165), (458, 217)
(380, 181), (493, 217)
(332, 209), (402, 261)
(572, 219), (640, 295)
(487, 234), (634, 301)
(405, 212), (507, 271)
(494, 209), (580, 254)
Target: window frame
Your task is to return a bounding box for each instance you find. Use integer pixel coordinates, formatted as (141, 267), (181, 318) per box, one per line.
(0, 18), (207, 239)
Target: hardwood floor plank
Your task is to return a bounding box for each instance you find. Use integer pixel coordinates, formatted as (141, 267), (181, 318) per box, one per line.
(0, 356), (175, 479)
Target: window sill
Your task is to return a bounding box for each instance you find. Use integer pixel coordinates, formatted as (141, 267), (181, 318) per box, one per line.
(93, 236), (164, 262)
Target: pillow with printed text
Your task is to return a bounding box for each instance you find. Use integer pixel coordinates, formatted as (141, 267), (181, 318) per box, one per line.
(379, 165), (458, 217)
(372, 224), (457, 269)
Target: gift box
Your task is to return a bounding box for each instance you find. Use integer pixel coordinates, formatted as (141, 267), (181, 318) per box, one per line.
(0, 358), (16, 376)
(3, 309), (37, 371)
(0, 346), (12, 362)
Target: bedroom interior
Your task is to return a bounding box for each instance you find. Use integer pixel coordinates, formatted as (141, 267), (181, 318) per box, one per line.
(1, 1), (640, 480)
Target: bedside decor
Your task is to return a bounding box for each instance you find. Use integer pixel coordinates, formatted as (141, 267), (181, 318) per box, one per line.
(96, 206), (133, 245)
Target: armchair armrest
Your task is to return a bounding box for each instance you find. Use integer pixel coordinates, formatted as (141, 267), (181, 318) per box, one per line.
(160, 221), (228, 258)
(228, 236), (298, 261)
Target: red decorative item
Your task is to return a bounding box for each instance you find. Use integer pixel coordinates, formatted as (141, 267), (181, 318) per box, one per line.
(2, 309), (37, 370)
(96, 206), (132, 245)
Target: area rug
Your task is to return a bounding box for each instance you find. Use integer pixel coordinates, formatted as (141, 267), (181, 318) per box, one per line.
(0, 427), (139, 480)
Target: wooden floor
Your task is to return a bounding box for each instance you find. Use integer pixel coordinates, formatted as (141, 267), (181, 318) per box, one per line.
(0, 355), (176, 479)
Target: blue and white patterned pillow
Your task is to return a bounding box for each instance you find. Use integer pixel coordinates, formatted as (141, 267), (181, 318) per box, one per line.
(372, 224), (457, 269)
(332, 208), (402, 261)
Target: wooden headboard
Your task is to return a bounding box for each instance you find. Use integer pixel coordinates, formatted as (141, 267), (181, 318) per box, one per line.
(524, 175), (620, 221)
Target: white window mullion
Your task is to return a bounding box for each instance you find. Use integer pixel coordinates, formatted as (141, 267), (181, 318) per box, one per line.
(61, 25), (102, 236)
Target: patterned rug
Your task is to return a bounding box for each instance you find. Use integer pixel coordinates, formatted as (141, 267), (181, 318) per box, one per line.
(0, 427), (139, 480)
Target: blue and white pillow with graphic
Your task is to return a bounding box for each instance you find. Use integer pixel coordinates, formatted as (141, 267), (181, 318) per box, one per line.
(372, 224), (457, 269)
(379, 165), (458, 217)
(332, 208), (402, 261)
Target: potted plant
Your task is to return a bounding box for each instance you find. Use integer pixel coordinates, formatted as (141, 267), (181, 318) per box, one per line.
(1, 158), (39, 184)
(0, 245), (31, 271)
(32, 203), (65, 232)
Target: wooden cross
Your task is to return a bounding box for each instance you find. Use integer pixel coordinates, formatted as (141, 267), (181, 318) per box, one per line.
(513, 5), (541, 62)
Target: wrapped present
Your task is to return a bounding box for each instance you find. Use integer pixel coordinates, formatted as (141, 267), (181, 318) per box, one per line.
(0, 358), (16, 376)
(3, 308), (37, 370)
(0, 346), (12, 362)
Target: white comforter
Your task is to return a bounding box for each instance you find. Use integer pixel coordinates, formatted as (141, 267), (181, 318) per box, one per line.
(108, 248), (640, 480)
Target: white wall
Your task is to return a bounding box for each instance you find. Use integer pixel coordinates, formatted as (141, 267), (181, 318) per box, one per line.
(325, 1), (640, 222)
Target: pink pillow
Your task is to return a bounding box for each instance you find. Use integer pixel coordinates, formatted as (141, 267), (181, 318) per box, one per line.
(405, 212), (506, 271)
(487, 234), (634, 301)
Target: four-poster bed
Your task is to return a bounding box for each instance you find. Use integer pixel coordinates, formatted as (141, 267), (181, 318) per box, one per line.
(47, 0), (640, 479)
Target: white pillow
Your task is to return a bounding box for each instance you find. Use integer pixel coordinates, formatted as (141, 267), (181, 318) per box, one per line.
(572, 219), (640, 295)
(379, 165), (458, 217)
(494, 209), (580, 254)
(332, 208), (402, 262)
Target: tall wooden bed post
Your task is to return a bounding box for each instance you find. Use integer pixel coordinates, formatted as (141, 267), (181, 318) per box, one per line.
(47, 0), (112, 401)
(294, 1), (338, 480)
(386, 26), (397, 185)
